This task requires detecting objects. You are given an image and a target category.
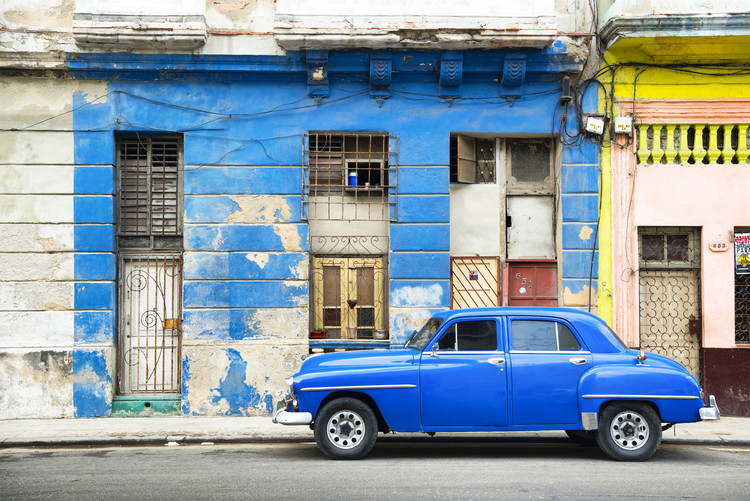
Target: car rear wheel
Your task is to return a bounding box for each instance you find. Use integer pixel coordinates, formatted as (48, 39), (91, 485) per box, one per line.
(597, 402), (662, 461)
(314, 397), (378, 460)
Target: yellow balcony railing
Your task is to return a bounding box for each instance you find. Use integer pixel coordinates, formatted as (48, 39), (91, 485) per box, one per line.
(636, 124), (750, 165)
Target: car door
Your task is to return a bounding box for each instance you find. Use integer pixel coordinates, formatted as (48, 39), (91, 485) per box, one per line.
(507, 317), (592, 425)
(420, 318), (508, 427)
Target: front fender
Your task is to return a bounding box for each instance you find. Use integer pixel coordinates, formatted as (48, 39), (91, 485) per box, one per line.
(295, 364), (421, 432)
(578, 365), (703, 423)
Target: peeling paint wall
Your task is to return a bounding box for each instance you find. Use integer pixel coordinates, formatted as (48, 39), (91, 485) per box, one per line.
(1, 1), (596, 419)
(560, 138), (600, 309)
(182, 344), (307, 416)
(0, 77), (115, 419)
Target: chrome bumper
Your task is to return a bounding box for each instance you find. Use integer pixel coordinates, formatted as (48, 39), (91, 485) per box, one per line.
(699, 395), (720, 421)
(271, 393), (313, 426)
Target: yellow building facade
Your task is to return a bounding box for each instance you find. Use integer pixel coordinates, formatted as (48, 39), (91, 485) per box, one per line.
(598, 2), (750, 416)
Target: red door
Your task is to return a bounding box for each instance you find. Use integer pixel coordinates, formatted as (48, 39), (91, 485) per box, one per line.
(504, 260), (557, 306)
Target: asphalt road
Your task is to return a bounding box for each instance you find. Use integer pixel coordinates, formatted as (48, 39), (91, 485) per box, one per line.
(2, 438), (749, 500)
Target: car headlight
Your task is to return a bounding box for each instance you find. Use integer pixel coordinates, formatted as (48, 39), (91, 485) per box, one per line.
(285, 377), (295, 396)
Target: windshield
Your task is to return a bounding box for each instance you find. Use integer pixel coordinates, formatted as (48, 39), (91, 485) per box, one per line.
(405, 317), (443, 351)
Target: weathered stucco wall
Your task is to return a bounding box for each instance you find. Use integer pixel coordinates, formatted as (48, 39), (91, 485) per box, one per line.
(1, 1), (594, 417)
(0, 76), (115, 418)
(1, 0), (593, 67)
(598, 43), (750, 347)
(181, 164), (311, 415)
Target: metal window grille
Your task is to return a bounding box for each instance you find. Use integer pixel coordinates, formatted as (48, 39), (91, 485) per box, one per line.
(735, 274), (750, 344)
(735, 231), (750, 344)
(303, 132), (398, 221)
(638, 227), (702, 381)
(636, 124), (750, 165)
(118, 136), (182, 238)
(118, 253), (182, 394)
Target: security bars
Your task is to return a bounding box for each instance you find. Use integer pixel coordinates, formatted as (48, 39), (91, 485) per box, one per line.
(303, 132), (398, 221)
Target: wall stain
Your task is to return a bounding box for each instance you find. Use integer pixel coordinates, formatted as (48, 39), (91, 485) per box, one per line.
(227, 196), (291, 223)
(44, 302), (68, 311)
(210, 348), (271, 415)
(272, 224), (302, 251)
(563, 285), (597, 307)
(392, 284), (444, 307)
(245, 252), (269, 269)
(579, 225), (594, 241)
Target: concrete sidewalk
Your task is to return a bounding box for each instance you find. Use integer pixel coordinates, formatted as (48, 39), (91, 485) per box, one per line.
(2, 415), (750, 448)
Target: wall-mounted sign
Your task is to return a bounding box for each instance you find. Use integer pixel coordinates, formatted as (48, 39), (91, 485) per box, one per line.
(709, 241), (729, 252)
(469, 270), (479, 281)
(735, 233), (750, 274)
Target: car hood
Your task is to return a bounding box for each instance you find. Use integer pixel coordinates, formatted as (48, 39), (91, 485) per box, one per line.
(300, 348), (417, 373)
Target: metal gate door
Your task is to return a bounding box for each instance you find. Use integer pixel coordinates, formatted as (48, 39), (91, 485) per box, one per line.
(118, 254), (182, 394)
(451, 257), (500, 309)
(638, 228), (701, 381)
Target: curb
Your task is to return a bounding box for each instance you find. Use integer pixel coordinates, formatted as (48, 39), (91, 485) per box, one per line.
(3, 434), (750, 449)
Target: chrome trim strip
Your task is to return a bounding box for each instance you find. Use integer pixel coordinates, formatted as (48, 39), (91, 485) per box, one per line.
(582, 394), (700, 400)
(431, 351), (506, 355)
(300, 384), (416, 392)
(510, 351), (592, 354)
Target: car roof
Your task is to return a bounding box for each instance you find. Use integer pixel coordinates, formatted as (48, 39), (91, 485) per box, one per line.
(430, 307), (626, 353)
(431, 306), (598, 320)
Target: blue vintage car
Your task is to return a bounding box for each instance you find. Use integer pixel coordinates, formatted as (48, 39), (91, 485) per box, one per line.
(273, 307), (719, 461)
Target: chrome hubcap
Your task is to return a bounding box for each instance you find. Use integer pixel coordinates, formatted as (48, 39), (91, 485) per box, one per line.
(326, 410), (366, 450)
(609, 410), (650, 450)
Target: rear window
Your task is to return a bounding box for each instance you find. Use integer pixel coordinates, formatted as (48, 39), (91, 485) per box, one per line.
(511, 320), (582, 351)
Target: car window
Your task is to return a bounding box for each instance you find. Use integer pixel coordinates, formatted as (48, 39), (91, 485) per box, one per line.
(511, 320), (582, 351)
(406, 317), (443, 350)
(435, 320), (497, 351)
(558, 324), (581, 350)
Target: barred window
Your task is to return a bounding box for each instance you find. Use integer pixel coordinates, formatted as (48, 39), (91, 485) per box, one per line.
(304, 132), (397, 221)
(117, 135), (183, 248)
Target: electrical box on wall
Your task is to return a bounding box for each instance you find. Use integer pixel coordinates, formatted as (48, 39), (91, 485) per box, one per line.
(615, 116), (633, 134)
(585, 116), (604, 135)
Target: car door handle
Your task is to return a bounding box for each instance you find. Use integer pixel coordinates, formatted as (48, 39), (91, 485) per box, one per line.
(569, 358), (588, 365)
(488, 358), (505, 366)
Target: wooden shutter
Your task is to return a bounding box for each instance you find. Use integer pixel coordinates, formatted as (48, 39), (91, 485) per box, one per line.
(119, 137), (181, 236)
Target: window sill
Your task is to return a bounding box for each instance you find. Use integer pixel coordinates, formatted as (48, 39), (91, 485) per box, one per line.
(309, 340), (391, 350)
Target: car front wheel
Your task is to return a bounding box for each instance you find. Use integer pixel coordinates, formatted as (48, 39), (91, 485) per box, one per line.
(313, 397), (378, 460)
(597, 402), (662, 461)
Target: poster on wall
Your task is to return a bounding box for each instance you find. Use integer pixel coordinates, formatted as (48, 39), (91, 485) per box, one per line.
(735, 233), (750, 274)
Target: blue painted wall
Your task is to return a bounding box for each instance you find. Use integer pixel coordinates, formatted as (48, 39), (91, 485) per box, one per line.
(69, 47), (598, 416)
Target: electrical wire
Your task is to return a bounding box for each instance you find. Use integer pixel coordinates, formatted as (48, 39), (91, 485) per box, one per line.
(8, 92), (112, 131)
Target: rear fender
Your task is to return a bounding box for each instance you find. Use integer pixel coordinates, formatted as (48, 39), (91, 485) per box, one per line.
(578, 366), (703, 423)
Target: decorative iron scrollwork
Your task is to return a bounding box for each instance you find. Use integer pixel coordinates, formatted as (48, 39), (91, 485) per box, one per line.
(118, 253), (182, 394)
(311, 235), (388, 255)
